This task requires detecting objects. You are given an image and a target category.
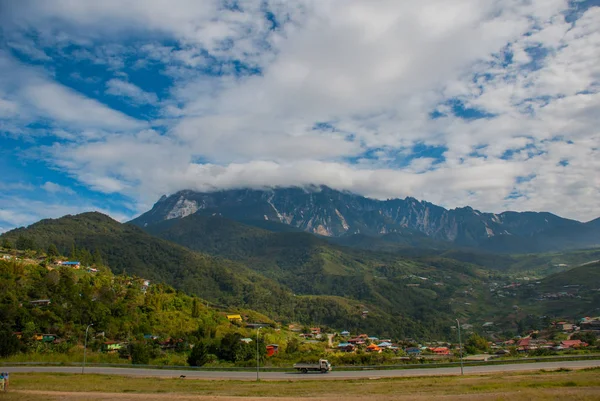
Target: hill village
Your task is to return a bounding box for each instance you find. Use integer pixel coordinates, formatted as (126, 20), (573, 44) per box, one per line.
(2, 247), (598, 367)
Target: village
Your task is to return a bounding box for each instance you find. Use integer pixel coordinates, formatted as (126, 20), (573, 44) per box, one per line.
(3, 248), (599, 367)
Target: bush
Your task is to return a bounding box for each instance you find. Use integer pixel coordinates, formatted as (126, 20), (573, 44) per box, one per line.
(0, 327), (21, 357)
(529, 348), (557, 357)
(129, 343), (153, 365)
(188, 341), (210, 366)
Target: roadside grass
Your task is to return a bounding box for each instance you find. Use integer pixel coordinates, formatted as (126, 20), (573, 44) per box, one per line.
(4, 368), (600, 399)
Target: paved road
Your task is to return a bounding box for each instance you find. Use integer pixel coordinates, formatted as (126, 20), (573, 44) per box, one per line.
(5, 360), (600, 380)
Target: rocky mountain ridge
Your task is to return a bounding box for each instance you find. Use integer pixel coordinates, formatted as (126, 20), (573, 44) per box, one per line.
(130, 186), (600, 253)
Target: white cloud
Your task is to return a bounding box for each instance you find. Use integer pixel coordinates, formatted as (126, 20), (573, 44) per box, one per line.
(0, 52), (146, 133)
(105, 79), (159, 105)
(41, 181), (75, 195)
(1, 0), (599, 226)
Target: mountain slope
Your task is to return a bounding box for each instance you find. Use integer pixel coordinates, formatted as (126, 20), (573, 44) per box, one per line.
(130, 186), (600, 253)
(139, 213), (494, 337)
(0, 212), (291, 312)
(1, 212), (458, 339)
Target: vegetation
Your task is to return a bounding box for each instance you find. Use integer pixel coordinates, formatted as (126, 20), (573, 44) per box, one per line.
(3, 369), (600, 400)
(0, 213), (483, 339)
(1, 211), (599, 348)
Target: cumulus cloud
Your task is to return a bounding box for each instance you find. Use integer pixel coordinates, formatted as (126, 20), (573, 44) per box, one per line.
(0, 52), (146, 133)
(0, 0), (599, 227)
(105, 79), (159, 105)
(41, 181), (75, 195)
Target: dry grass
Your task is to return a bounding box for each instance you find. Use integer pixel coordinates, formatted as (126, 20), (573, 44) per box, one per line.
(2, 368), (600, 400)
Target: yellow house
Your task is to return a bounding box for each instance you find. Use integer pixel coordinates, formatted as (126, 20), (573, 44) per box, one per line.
(227, 314), (242, 322)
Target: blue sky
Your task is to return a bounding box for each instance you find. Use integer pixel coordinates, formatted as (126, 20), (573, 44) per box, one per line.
(0, 0), (599, 231)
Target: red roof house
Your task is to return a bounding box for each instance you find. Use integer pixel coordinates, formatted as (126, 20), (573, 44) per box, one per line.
(560, 340), (587, 349)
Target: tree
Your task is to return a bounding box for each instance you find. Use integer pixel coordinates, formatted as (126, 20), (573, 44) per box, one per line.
(465, 333), (489, 354)
(16, 235), (35, 251)
(571, 331), (597, 346)
(1, 238), (12, 250)
(0, 326), (20, 357)
(92, 249), (104, 266)
(191, 298), (201, 318)
(286, 337), (300, 354)
(47, 244), (59, 258)
(188, 340), (210, 366)
(129, 343), (152, 365)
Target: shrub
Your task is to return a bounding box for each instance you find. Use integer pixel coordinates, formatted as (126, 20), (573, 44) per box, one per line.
(188, 341), (210, 366)
(0, 327), (21, 357)
(129, 343), (152, 365)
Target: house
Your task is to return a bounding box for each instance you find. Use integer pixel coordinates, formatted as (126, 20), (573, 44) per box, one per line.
(102, 341), (124, 353)
(517, 338), (530, 348)
(246, 323), (270, 329)
(337, 342), (355, 352)
(348, 337), (365, 345)
(555, 321), (574, 332)
(266, 344), (279, 357)
(58, 261), (81, 269)
(226, 314), (243, 323)
(580, 316), (600, 330)
(288, 324), (302, 332)
(30, 299), (51, 306)
(560, 340), (587, 349)
(42, 334), (57, 343)
(368, 336), (379, 341)
(144, 334), (159, 341)
(431, 347), (450, 355)
(405, 347), (422, 356)
(377, 341), (393, 348)
(366, 343), (382, 353)
(240, 338), (253, 344)
(310, 327), (321, 335)
(340, 330), (350, 336)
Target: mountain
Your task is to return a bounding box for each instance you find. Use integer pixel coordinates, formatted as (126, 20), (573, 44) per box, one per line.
(1, 212), (461, 339)
(0, 212), (291, 313)
(139, 213), (499, 334)
(130, 186), (600, 253)
(518, 261), (600, 318)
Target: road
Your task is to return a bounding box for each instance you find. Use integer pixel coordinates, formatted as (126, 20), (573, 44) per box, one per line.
(5, 359), (600, 380)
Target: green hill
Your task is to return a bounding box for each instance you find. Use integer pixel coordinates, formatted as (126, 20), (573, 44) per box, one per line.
(0, 212), (291, 315)
(539, 261), (600, 291)
(1, 213), (459, 339)
(140, 214), (496, 338)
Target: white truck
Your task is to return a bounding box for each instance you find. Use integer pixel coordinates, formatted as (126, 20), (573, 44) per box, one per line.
(293, 359), (332, 373)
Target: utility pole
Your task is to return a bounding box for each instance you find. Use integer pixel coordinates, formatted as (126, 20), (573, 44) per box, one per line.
(82, 323), (94, 374)
(256, 327), (262, 382)
(456, 319), (464, 375)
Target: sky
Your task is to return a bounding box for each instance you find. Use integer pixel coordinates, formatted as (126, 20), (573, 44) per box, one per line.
(0, 0), (599, 232)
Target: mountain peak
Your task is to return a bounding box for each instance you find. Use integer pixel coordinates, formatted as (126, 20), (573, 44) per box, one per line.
(129, 186), (599, 252)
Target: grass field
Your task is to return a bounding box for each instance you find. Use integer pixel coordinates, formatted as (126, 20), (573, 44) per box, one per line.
(2, 368), (599, 400)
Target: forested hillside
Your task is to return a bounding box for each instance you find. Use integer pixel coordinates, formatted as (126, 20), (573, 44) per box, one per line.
(141, 213), (494, 339)
(0, 213), (461, 339)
